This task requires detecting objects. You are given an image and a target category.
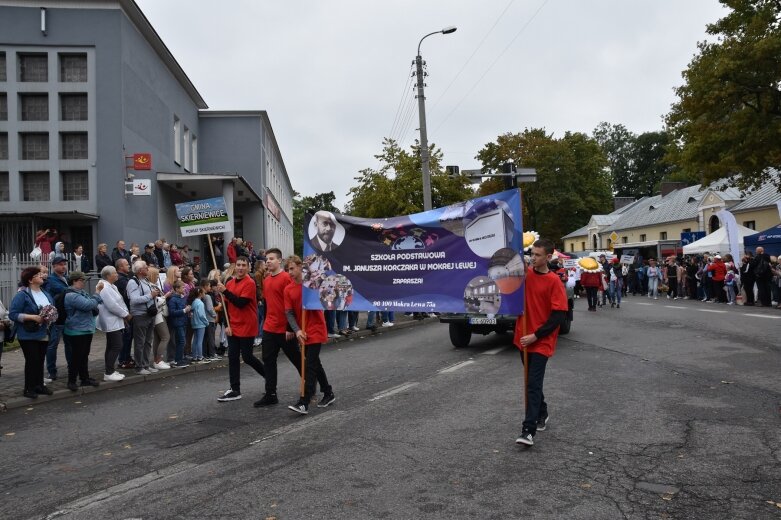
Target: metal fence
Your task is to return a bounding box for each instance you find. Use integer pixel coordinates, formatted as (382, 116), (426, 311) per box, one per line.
(0, 252), (100, 307)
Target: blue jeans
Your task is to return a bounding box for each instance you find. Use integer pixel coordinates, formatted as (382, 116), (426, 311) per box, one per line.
(256, 304), (265, 340)
(117, 323), (133, 363)
(520, 350), (548, 435)
(192, 327), (205, 359)
(336, 310), (347, 331)
(648, 277), (659, 298)
(173, 325), (186, 364)
(366, 311), (378, 328)
(381, 311), (395, 324)
(46, 324), (71, 377)
(348, 311), (359, 329)
(324, 310), (336, 334)
(609, 279), (623, 305)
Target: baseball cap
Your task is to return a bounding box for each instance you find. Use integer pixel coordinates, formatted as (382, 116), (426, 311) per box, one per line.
(51, 256), (67, 265)
(714, 254), (721, 259)
(145, 243), (154, 249)
(68, 270), (86, 282)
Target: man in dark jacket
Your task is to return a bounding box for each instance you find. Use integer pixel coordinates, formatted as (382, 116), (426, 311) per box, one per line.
(43, 256), (70, 380)
(153, 240), (165, 268)
(740, 252), (755, 306)
(752, 247), (773, 307)
(141, 243), (158, 267)
(111, 240), (130, 265)
(114, 258), (135, 369)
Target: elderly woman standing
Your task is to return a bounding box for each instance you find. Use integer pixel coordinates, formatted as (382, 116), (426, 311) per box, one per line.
(148, 266), (172, 370)
(9, 266), (57, 398)
(94, 243), (112, 272)
(63, 271), (103, 391)
(96, 266), (129, 382)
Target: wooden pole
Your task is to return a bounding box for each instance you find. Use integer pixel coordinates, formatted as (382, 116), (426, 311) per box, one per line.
(207, 233), (218, 273)
(299, 309), (307, 399)
(522, 297), (528, 409)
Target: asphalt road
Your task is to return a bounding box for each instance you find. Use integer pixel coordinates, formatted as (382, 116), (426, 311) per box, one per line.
(1, 297), (780, 520)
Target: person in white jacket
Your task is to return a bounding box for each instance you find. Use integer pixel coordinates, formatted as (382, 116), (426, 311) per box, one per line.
(96, 266), (130, 382)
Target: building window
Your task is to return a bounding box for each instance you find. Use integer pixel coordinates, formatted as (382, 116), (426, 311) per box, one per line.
(743, 221), (756, 230)
(569, 243), (574, 252)
(640, 234), (646, 242)
(20, 133), (49, 160)
(0, 93), (6, 120)
(61, 171), (88, 200)
(581, 241), (586, 251)
(22, 171), (49, 201)
(622, 236), (628, 244)
(18, 53), (48, 82)
(20, 93), (49, 121)
(191, 135), (198, 173)
(173, 116), (181, 165)
(682, 228), (691, 233)
(183, 127), (191, 171)
(60, 94), (87, 120)
(0, 172), (8, 201)
(59, 53), (87, 82)
(660, 232), (667, 240)
(0, 133), (7, 160)
(61, 132), (88, 159)
(0, 52), (6, 81)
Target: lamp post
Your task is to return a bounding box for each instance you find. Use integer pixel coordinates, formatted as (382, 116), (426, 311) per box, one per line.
(415, 26), (456, 211)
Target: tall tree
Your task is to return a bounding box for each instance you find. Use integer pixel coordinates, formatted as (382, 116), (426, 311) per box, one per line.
(345, 138), (474, 218)
(666, 0), (781, 192)
(632, 130), (676, 197)
(476, 129), (613, 245)
(292, 191), (339, 256)
(592, 122), (636, 196)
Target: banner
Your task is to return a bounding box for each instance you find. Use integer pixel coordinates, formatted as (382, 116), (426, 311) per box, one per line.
(175, 197), (232, 237)
(680, 231), (706, 246)
(619, 254), (635, 264)
(716, 209), (742, 268)
(302, 189), (524, 314)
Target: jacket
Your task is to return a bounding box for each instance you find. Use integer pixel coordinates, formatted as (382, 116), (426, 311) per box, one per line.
(190, 298), (208, 329)
(96, 282), (129, 333)
(9, 288), (54, 341)
(203, 292), (217, 323)
(95, 253), (112, 272)
(63, 289), (102, 334)
(580, 271), (602, 288)
(43, 273), (69, 299)
(111, 247), (130, 265)
(167, 294), (188, 327)
(706, 260), (727, 282)
(126, 276), (156, 317)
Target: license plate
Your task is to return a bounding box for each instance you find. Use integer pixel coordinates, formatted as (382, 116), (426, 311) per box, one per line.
(469, 317), (496, 325)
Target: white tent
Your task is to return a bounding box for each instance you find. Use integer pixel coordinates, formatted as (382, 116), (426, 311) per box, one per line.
(682, 224), (758, 255)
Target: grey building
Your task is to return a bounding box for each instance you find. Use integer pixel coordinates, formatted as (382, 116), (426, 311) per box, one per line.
(0, 0), (293, 261)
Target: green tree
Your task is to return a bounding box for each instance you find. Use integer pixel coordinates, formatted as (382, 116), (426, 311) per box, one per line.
(592, 122), (636, 197)
(666, 0), (781, 192)
(292, 191), (339, 256)
(632, 130), (676, 197)
(476, 129), (613, 246)
(345, 138), (474, 217)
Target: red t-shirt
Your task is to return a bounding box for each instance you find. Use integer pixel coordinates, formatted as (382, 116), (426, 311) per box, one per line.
(513, 267), (568, 357)
(263, 270), (293, 333)
(284, 282), (327, 345)
(225, 275), (258, 338)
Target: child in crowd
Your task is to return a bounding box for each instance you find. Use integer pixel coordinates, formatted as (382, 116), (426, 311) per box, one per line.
(189, 286), (208, 363)
(167, 281), (191, 368)
(200, 279), (220, 361)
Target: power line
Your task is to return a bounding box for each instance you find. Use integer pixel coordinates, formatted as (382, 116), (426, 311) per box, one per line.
(388, 62), (415, 141)
(432, 0), (550, 134)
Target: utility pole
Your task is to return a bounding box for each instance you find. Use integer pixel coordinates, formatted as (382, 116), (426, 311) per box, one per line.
(415, 53), (432, 211)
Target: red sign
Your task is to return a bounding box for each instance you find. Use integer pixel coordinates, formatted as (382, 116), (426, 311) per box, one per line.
(265, 192), (281, 221)
(133, 153), (152, 170)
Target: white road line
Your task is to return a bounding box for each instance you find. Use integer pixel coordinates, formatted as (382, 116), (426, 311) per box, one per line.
(368, 382), (419, 402)
(249, 411), (345, 445)
(664, 305), (686, 309)
(697, 309), (727, 314)
(744, 313), (781, 319)
(482, 347), (507, 356)
(437, 360), (476, 373)
(634, 302), (654, 306)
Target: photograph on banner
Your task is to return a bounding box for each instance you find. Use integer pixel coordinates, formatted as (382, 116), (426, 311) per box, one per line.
(175, 197), (232, 237)
(301, 189), (525, 314)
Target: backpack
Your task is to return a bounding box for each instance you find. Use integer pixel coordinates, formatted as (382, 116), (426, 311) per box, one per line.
(755, 258), (769, 277)
(54, 289), (75, 326)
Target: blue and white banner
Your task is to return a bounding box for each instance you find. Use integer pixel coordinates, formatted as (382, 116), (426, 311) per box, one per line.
(175, 197), (231, 237)
(302, 189), (524, 314)
(680, 231), (706, 246)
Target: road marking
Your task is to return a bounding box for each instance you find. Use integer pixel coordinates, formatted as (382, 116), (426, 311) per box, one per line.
(744, 313), (781, 319)
(44, 462), (197, 519)
(634, 302), (654, 306)
(368, 382), (419, 402)
(437, 360), (476, 373)
(249, 411), (345, 445)
(482, 347), (507, 355)
(664, 305), (686, 309)
(697, 309), (727, 314)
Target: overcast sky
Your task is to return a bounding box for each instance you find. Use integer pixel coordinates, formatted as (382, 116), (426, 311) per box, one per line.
(136, 0), (726, 210)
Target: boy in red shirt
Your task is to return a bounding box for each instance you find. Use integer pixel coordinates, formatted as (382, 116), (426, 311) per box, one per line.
(284, 255), (335, 414)
(254, 248), (302, 407)
(514, 238), (568, 447)
(215, 256), (266, 402)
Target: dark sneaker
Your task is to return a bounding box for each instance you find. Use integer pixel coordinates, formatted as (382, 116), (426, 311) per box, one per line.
(536, 414), (549, 432)
(317, 392), (336, 408)
(217, 389), (242, 402)
(288, 401), (309, 415)
(515, 430), (534, 446)
(67, 382), (79, 392)
(23, 389), (38, 399)
(253, 393), (279, 407)
(81, 378), (100, 387)
(35, 385), (53, 396)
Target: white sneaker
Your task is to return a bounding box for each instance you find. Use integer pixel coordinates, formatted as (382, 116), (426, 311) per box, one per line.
(148, 366), (160, 373)
(351, 325), (360, 331)
(136, 368), (151, 375)
(327, 333), (339, 338)
(104, 372), (125, 382)
(382, 322), (394, 327)
(157, 361), (171, 370)
(44, 377), (53, 384)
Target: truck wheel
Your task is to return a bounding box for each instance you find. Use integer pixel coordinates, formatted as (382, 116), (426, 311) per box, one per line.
(449, 323), (472, 348)
(559, 318), (571, 335)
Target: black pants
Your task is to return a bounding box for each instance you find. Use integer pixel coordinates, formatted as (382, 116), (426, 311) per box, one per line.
(742, 277), (755, 305)
(520, 350), (548, 435)
(262, 331), (301, 394)
(20, 339), (47, 392)
(228, 335), (265, 394)
(203, 323), (217, 357)
(668, 279), (678, 298)
(713, 280), (726, 302)
(757, 278), (772, 306)
(104, 329), (123, 375)
(585, 287), (598, 309)
(301, 343), (332, 401)
(67, 333), (93, 384)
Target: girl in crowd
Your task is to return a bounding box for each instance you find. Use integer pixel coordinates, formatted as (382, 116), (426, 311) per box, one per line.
(163, 265), (181, 364)
(96, 266), (128, 382)
(170, 245), (183, 267)
(10, 266), (56, 398)
(646, 258), (661, 299)
(188, 286), (208, 363)
(167, 281), (191, 368)
(181, 267), (196, 356)
(148, 266), (172, 370)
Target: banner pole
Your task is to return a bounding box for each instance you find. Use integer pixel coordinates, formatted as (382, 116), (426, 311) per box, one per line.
(520, 187), (529, 410)
(299, 310), (307, 399)
(207, 233), (218, 272)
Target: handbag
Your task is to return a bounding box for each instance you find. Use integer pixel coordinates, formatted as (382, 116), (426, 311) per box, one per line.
(145, 300), (158, 317)
(30, 246), (42, 260)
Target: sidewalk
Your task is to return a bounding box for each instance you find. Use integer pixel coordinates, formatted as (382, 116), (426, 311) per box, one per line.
(0, 314), (435, 412)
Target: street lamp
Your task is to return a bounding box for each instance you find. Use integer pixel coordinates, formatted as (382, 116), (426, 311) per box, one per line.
(415, 26), (457, 211)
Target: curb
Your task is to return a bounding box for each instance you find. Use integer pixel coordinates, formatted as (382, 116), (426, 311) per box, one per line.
(0, 316), (435, 411)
